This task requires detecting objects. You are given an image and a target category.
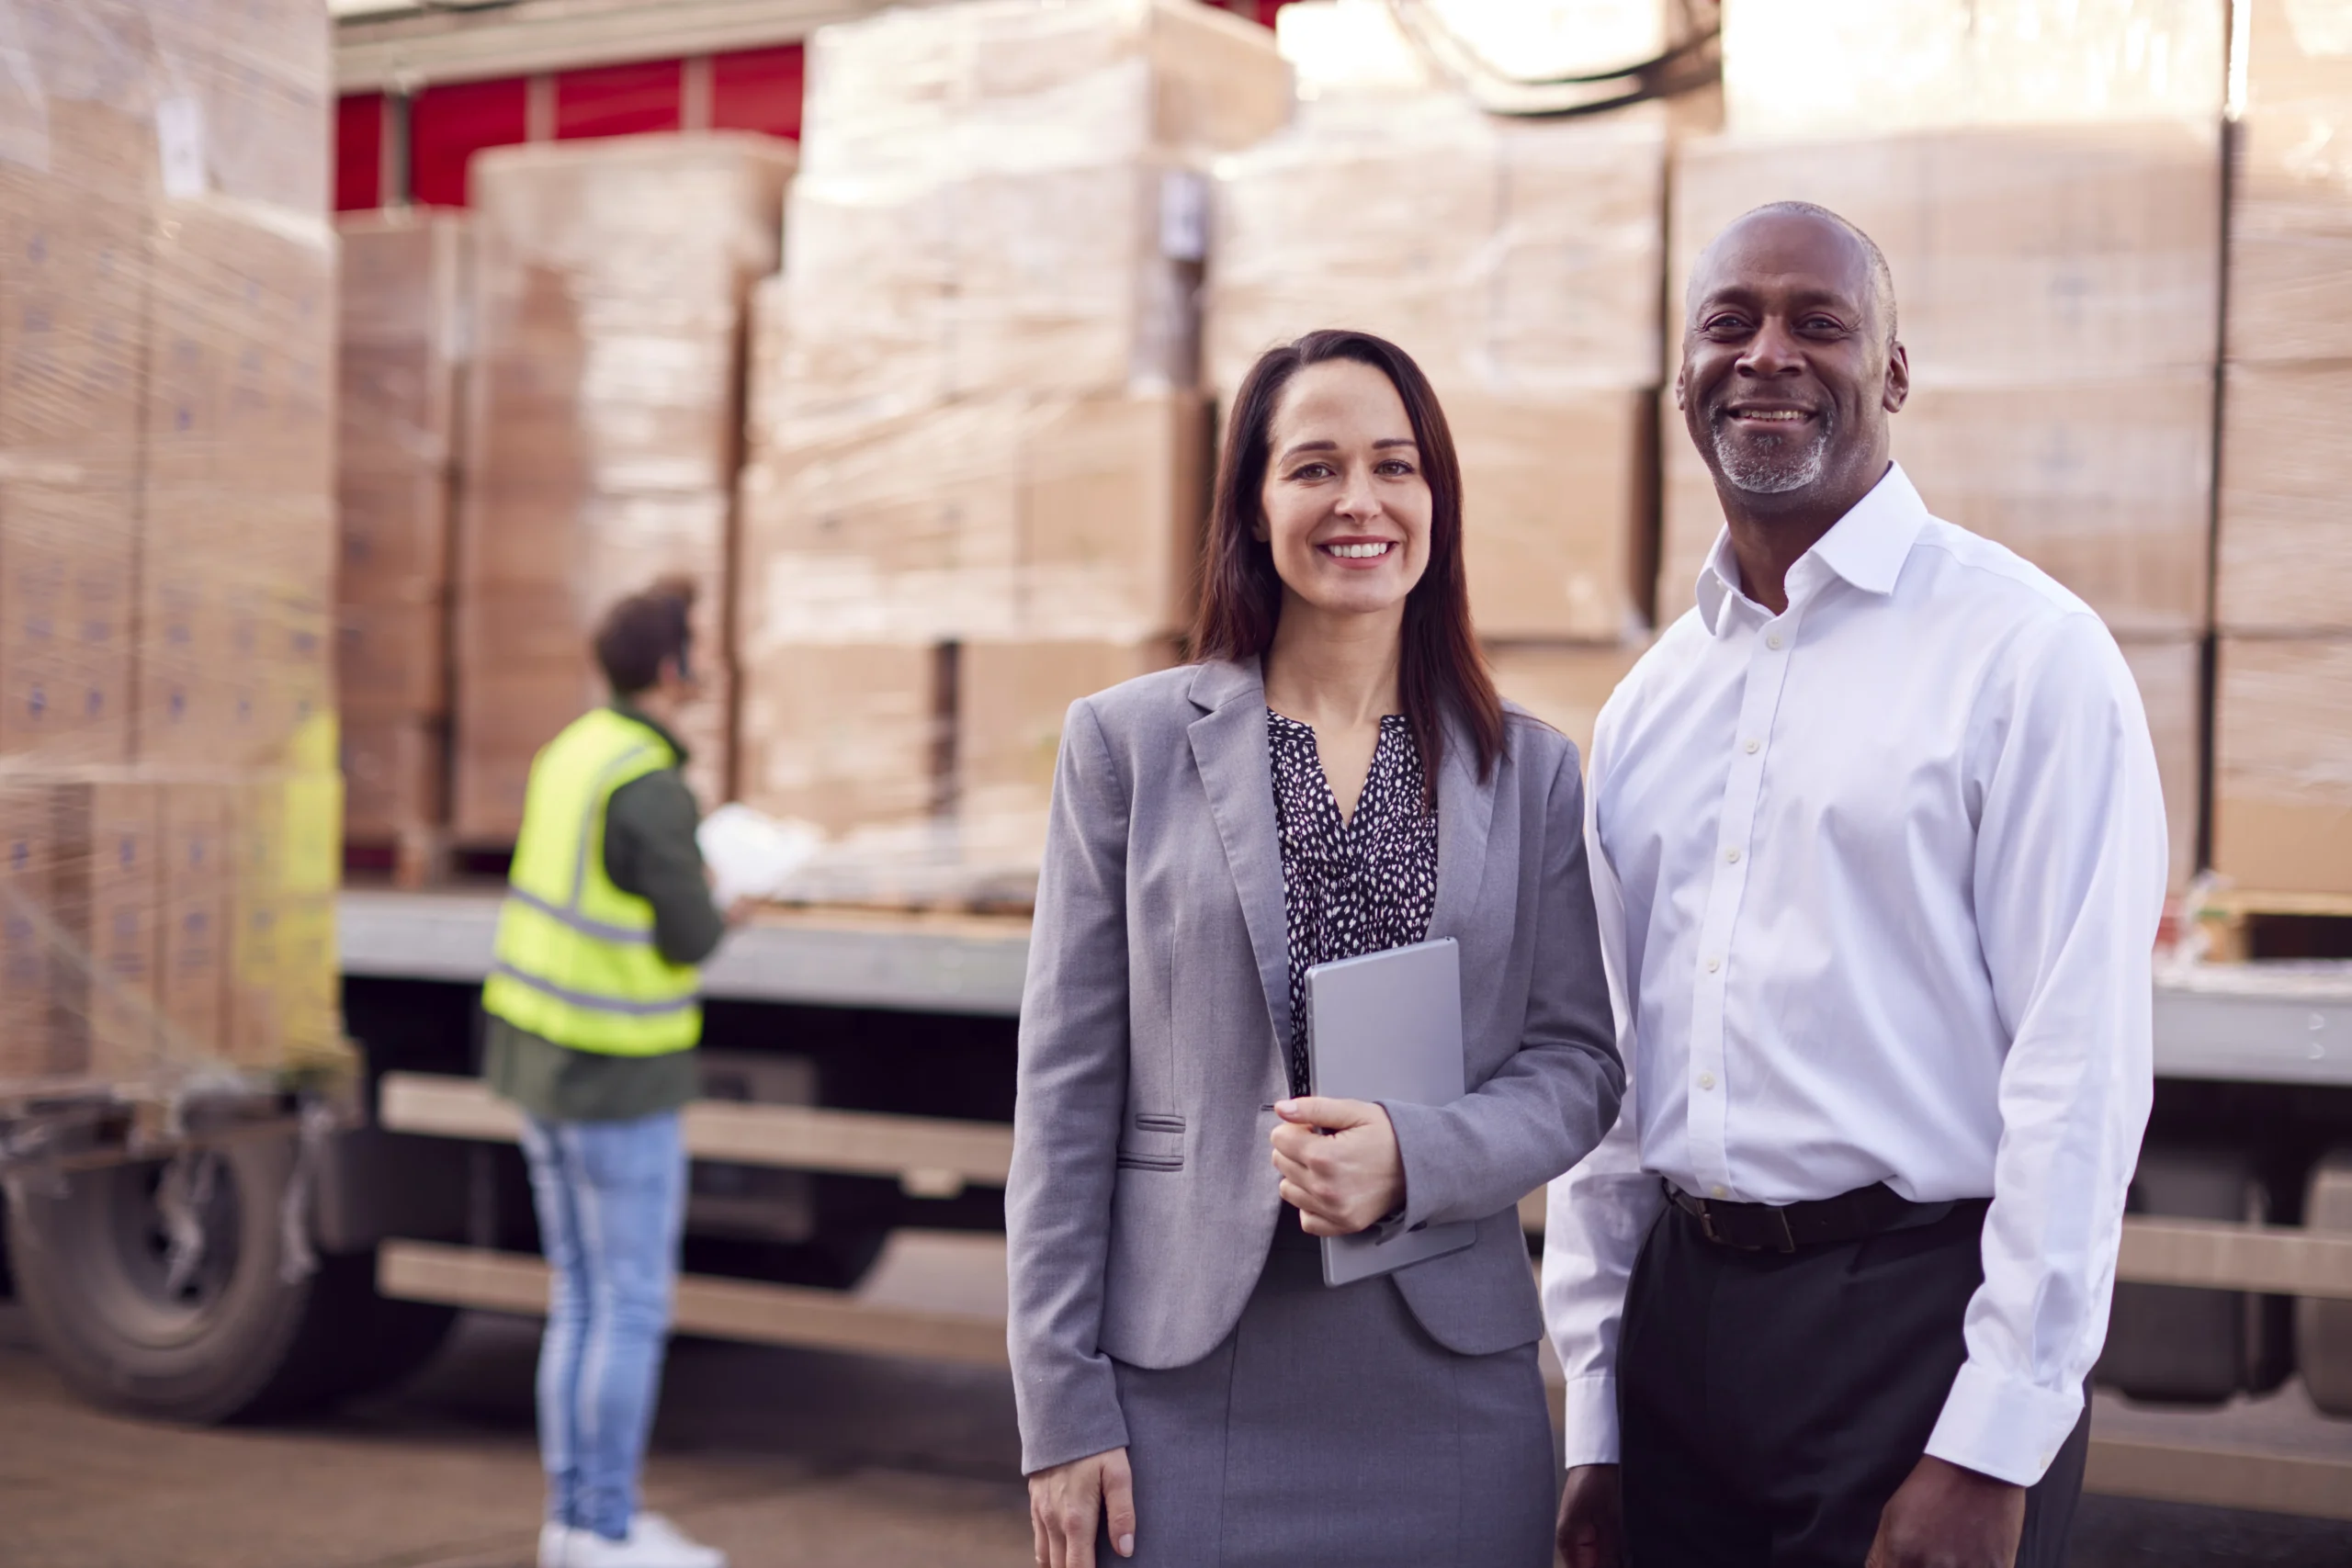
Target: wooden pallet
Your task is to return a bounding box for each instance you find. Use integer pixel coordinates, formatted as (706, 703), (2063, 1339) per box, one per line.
(2194, 890), (2352, 964)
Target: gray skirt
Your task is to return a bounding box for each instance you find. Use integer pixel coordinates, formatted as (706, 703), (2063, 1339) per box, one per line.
(1108, 1215), (1556, 1568)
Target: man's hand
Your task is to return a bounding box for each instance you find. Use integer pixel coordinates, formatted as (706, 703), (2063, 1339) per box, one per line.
(1556, 1462), (1624, 1568)
(1866, 1455), (2026, 1568)
(1028, 1446), (1136, 1568)
(1269, 1097), (1405, 1236)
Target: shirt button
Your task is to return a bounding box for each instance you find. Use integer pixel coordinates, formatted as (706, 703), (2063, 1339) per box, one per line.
(1710, 1184), (1727, 1198)
(1705, 955), (1721, 973)
(1767, 633), (1784, 650)
(1725, 848), (1742, 864)
(1745, 739), (1760, 754)
(1698, 1072), (1716, 1090)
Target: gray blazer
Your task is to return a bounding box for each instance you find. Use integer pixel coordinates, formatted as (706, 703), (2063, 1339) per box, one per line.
(1005, 658), (1623, 1474)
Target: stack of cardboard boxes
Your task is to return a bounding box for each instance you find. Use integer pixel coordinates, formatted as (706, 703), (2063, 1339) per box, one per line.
(451, 134), (793, 839)
(1666, 0), (2230, 888)
(0, 0), (342, 1089)
(2212, 0), (2352, 897)
(1205, 0), (1676, 758)
(337, 212), (467, 854)
(734, 0), (1288, 890)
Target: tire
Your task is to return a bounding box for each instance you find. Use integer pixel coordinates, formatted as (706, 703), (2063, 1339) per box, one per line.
(6, 1132), (352, 1424)
(2299, 1147), (2352, 1417)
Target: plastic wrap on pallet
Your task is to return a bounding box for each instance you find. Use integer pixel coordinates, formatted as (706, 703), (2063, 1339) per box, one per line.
(1659, 375), (2215, 640)
(2214, 637), (2352, 897)
(2118, 637), (2202, 897)
(771, 0), (1288, 435)
(0, 1), (346, 1094)
(1206, 93), (1668, 402)
(1721, 0), (2226, 136)
(1671, 125), (2223, 387)
(454, 134), (794, 840)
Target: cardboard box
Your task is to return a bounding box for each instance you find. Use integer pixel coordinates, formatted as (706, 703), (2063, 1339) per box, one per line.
(227, 770), (344, 1071)
(51, 776), (161, 1084)
(735, 643), (942, 837)
(1208, 102), (1668, 402)
(1453, 389), (1653, 642)
(160, 781), (232, 1061)
(1660, 377), (2215, 640)
(2213, 637), (2352, 896)
(337, 210), (469, 471)
(2218, 362), (2352, 634)
(959, 638), (1178, 818)
(339, 464), (454, 604)
(1485, 641), (1646, 765)
(338, 599), (447, 717)
(0, 480), (136, 763)
(2119, 638), (2203, 896)
(0, 781), (61, 1081)
(342, 716), (447, 837)
(455, 136), (791, 839)
(1671, 124), (2222, 386)
(2241, 0), (2352, 112)
(1721, 0), (2226, 136)
(739, 391), (1208, 649)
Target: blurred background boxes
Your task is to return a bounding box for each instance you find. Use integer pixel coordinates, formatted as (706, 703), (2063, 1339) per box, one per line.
(454, 133), (793, 838)
(2214, 638), (2352, 897)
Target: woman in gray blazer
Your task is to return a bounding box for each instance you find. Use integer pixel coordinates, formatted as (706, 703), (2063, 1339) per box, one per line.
(1008, 329), (1623, 1568)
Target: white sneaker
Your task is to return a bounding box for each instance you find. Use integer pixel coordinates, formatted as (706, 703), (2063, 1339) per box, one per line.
(566, 1513), (727, 1568)
(538, 1521), (580, 1568)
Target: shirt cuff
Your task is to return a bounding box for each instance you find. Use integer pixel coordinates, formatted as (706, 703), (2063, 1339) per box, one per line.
(1557, 1372), (1622, 1468)
(1925, 1359), (2086, 1487)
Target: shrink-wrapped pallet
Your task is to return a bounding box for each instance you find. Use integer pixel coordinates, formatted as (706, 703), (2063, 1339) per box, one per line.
(736, 0), (1286, 885)
(1205, 0), (1668, 644)
(1721, 0), (2226, 136)
(2216, 2), (2352, 633)
(2214, 637), (2352, 896)
(0, 1), (345, 1093)
(456, 134), (794, 839)
(1660, 124), (2222, 637)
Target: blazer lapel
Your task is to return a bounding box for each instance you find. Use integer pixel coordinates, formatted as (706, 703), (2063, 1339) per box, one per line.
(1185, 660), (1294, 1055)
(1428, 713), (1496, 945)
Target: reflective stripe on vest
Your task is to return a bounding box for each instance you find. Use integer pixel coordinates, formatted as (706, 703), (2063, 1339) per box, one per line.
(482, 708), (703, 1056)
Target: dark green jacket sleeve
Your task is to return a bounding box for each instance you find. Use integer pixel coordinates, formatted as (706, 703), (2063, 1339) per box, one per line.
(604, 769), (727, 967)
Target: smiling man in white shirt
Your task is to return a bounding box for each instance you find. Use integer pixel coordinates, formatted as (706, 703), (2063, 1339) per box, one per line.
(1544, 203), (2167, 1568)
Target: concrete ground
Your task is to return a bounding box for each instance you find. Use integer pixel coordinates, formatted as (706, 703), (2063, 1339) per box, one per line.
(6, 1293), (2352, 1567)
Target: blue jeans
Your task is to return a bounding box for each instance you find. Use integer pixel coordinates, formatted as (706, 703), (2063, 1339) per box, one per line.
(519, 1109), (687, 1542)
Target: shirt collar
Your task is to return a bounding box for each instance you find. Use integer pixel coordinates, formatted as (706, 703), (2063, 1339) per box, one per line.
(1692, 462), (1928, 636)
(610, 700), (691, 765)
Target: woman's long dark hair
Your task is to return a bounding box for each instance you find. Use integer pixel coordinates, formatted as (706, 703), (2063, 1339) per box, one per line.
(1191, 329), (1505, 797)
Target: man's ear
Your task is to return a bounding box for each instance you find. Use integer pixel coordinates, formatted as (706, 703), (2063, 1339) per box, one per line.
(1672, 362), (1689, 413)
(1883, 340), (1910, 414)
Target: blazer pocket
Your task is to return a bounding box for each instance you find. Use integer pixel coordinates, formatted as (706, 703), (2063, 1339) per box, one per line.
(1118, 1111), (1185, 1171)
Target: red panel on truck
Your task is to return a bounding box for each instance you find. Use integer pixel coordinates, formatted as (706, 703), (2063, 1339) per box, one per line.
(712, 45), (805, 140)
(336, 93), (383, 210)
(411, 77), (529, 207)
(557, 60), (684, 139)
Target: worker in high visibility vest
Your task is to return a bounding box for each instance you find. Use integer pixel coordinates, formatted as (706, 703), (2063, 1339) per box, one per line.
(483, 575), (748, 1568)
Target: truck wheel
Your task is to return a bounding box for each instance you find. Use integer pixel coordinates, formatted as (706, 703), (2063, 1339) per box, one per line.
(6, 1133), (350, 1424)
(2299, 1148), (2352, 1416)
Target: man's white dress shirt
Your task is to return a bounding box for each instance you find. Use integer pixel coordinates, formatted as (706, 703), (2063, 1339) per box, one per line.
(1543, 463), (2166, 1487)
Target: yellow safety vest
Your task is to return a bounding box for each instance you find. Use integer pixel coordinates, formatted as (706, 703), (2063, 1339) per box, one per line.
(481, 707), (702, 1055)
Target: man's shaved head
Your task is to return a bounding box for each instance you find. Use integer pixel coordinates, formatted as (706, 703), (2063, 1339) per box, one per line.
(1690, 201), (1898, 347)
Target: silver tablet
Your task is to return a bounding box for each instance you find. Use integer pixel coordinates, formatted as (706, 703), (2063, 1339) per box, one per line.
(1304, 937), (1477, 1287)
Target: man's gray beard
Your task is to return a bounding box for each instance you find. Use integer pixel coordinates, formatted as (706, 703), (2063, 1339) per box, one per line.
(1711, 411), (1831, 495)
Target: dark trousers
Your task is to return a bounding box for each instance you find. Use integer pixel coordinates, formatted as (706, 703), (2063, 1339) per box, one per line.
(1619, 1200), (2090, 1568)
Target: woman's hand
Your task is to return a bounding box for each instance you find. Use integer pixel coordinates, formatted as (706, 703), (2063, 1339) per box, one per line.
(1028, 1446), (1136, 1568)
(1270, 1096), (1406, 1235)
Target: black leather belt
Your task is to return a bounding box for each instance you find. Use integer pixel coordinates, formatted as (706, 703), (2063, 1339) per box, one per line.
(1664, 1179), (1984, 1253)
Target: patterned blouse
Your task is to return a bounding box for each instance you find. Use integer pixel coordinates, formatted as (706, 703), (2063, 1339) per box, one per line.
(1268, 709), (1440, 1098)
